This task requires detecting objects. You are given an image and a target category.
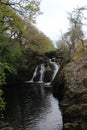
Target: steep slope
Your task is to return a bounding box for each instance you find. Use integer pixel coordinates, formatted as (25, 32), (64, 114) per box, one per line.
(53, 46), (87, 130)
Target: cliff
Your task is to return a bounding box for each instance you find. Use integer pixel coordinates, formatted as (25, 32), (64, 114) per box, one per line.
(53, 46), (87, 130)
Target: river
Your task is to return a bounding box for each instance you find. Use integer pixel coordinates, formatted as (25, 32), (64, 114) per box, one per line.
(2, 83), (63, 130)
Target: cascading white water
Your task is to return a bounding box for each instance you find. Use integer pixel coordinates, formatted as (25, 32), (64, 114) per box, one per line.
(31, 66), (38, 82)
(26, 59), (59, 85)
(38, 64), (45, 83)
(26, 66), (38, 83)
(45, 59), (59, 86)
(49, 59), (59, 82)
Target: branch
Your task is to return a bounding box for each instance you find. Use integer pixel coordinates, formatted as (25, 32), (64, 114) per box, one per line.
(0, 0), (20, 6)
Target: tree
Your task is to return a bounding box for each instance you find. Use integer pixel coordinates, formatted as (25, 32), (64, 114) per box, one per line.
(0, 0), (41, 47)
(63, 6), (87, 51)
(0, 0), (42, 118)
(0, 0), (41, 23)
(24, 23), (53, 53)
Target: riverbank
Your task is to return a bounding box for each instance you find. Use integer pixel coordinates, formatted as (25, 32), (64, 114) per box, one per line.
(53, 46), (87, 130)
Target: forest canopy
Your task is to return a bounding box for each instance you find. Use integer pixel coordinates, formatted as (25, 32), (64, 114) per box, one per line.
(0, 0), (53, 118)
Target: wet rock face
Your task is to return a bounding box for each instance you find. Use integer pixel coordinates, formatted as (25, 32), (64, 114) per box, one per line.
(52, 66), (65, 101)
(62, 54), (87, 130)
(83, 76), (87, 87)
(28, 57), (59, 84)
(44, 70), (53, 82)
(44, 62), (56, 82)
(0, 122), (13, 130)
(53, 51), (87, 130)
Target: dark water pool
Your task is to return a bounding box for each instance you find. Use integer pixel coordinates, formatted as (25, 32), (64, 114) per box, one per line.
(2, 83), (63, 130)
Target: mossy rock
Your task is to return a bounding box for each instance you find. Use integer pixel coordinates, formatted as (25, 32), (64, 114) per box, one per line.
(64, 122), (79, 130)
(83, 62), (87, 68)
(72, 52), (84, 60)
(44, 70), (53, 82)
(83, 75), (87, 87)
(65, 104), (87, 118)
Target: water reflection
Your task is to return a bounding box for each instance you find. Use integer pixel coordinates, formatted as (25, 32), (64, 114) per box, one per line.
(4, 83), (63, 130)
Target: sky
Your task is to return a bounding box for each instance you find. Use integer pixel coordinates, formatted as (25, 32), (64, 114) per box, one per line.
(35, 0), (87, 42)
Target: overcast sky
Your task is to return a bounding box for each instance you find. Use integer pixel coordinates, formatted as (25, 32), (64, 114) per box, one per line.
(35, 0), (87, 42)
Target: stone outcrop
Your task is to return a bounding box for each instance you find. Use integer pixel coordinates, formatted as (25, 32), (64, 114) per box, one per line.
(53, 49), (87, 130)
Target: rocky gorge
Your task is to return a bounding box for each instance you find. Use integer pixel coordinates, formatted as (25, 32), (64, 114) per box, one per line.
(53, 47), (87, 130)
(1, 46), (87, 130)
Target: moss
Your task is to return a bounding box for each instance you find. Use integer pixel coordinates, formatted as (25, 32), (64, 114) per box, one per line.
(64, 122), (79, 130)
(65, 105), (78, 114)
(64, 123), (72, 129)
(72, 52), (84, 60)
(82, 75), (87, 87)
(65, 104), (87, 118)
(83, 62), (87, 68)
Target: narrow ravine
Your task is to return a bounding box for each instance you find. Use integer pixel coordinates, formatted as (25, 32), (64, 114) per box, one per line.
(1, 59), (63, 130)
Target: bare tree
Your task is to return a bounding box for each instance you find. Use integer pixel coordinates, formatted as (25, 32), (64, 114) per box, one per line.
(63, 6), (87, 52)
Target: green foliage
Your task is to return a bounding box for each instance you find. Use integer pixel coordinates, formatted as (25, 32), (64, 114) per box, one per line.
(0, 33), (10, 61)
(0, 62), (17, 86)
(55, 39), (70, 62)
(48, 44), (57, 52)
(23, 0), (41, 22)
(24, 24), (52, 53)
(0, 63), (6, 86)
(67, 6), (85, 43)
(0, 62), (10, 119)
(0, 89), (5, 119)
(0, 0), (53, 119)
(56, 40), (67, 49)
(0, 0), (41, 23)
(61, 6), (87, 53)
(0, 3), (27, 40)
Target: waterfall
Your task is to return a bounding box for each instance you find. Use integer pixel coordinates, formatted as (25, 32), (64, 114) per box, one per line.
(45, 59), (59, 86)
(25, 59), (59, 85)
(49, 59), (59, 82)
(26, 66), (38, 83)
(38, 64), (45, 83)
(31, 66), (38, 82)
